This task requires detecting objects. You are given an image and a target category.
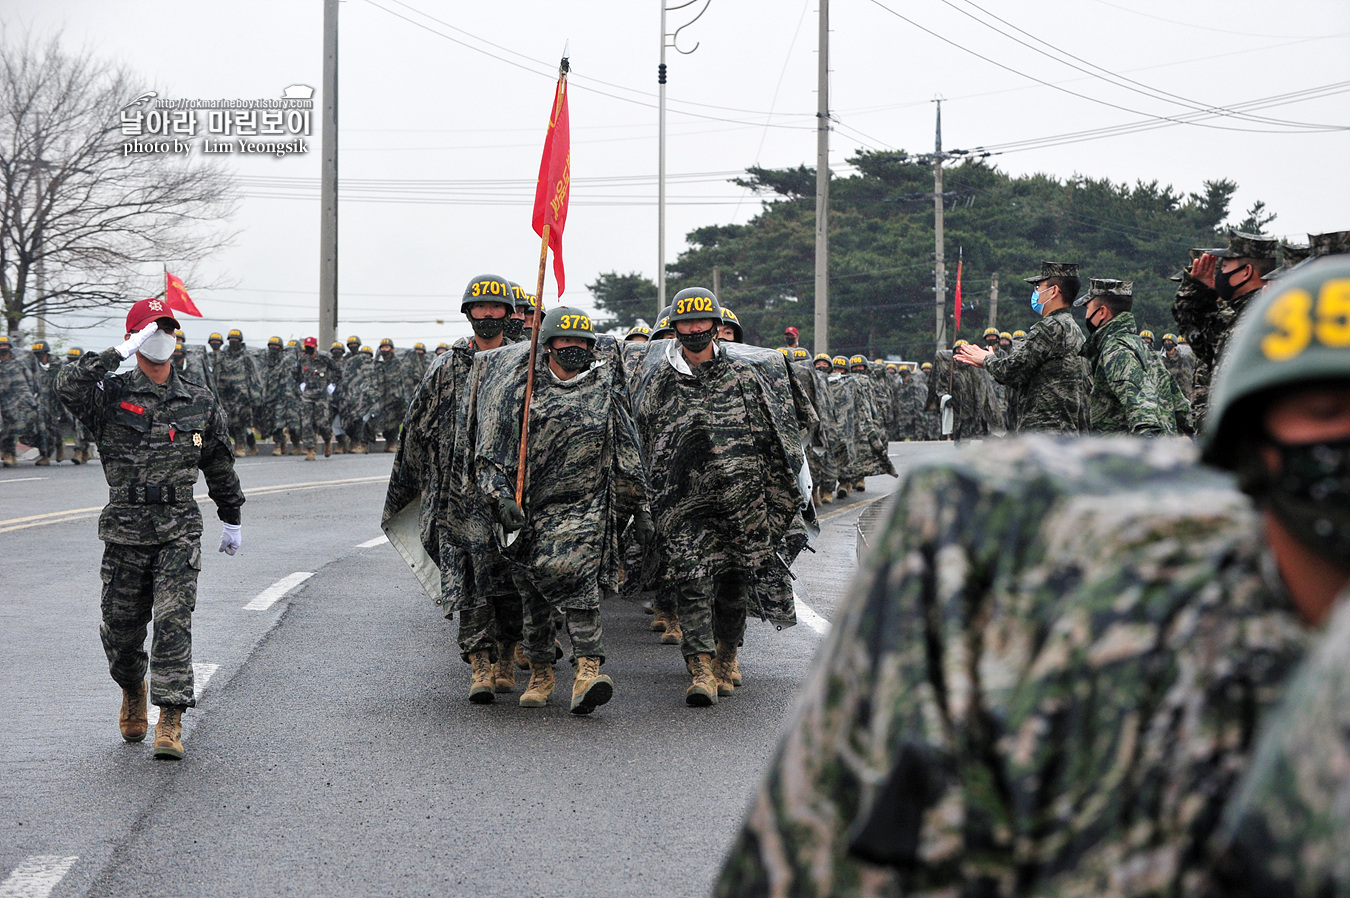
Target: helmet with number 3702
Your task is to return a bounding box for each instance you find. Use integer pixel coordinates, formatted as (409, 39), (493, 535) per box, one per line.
(1201, 255), (1350, 470)
(667, 287), (722, 323)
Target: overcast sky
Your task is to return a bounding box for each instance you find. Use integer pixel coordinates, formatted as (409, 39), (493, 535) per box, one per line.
(7, 0), (1348, 351)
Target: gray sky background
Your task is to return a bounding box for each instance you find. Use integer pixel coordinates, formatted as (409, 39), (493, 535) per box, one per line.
(7, 0), (1349, 351)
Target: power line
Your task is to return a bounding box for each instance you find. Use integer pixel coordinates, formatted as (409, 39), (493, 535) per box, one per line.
(865, 0), (1347, 135)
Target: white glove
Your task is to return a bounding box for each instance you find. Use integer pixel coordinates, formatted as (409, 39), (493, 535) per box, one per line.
(298, 383), (307, 393)
(219, 523), (242, 556)
(114, 322), (160, 360)
(326, 383), (336, 395)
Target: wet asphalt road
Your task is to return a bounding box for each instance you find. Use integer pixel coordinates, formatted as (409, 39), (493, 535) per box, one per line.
(0, 441), (951, 897)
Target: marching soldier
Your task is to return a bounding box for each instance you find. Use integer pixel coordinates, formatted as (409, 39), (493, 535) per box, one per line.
(470, 308), (650, 714)
(65, 347), (94, 463)
(215, 329), (263, 457)
(632, 287), (807, 705)
(372, 338), (408, 452)
(1160, 333), (1197, 402)
(384, 274), (525, 704)
(624, 325), (651, 344)
(29, 341), (62, 464)
(718, 308), (744, 343)
(263, 337), (302, 456)
(56, 298), (245, 761)
(293, 336), (340, 460)
(0, 335), (39, 467)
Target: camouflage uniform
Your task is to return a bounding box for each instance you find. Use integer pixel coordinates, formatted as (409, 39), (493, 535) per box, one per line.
(827, 372), (896, 488)
(262, 344), (302, 448)
(632, 338), (808, 657)
(31, 350), (64, 460)
(213, 343), (263, 452)
(1204, 586), (1350, 897)
(293, 349), (340, 451)
(384, 337), (521, 661)
(372, 349), (409, 446)
(1160, 342), (1197, 402)
(0, 346), (39, 461)
(1079, 310), (1176, 435)
(57, 348), (245, 708)
(182, 347), (217, 398)
(924, 349), (1001, 441)
(340, 351), (377, 448)
(984, 308), (1090, 433)
(403, 347), (430, 396)
(469, 338), (648, 665)
(794, 359), (839, 492)
(715, 437), (1310, 898)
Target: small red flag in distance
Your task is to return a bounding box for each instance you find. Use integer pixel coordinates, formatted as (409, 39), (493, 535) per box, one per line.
(953, 255), (963, 333)
(164, 272), (202, 317)
(531, 78), (570, 297)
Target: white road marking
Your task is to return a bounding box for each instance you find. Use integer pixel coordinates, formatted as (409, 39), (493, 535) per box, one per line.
(793, 588), (832, 636)
(356, 535), (389, 548)
(0, 855), (78, 898)
(243, 572), (314, 611)
(0, 477), (48, 484)
(147, 663), (220, 726)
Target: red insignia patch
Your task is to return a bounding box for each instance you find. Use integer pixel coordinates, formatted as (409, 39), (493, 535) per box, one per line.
(119, 400), (145, 415)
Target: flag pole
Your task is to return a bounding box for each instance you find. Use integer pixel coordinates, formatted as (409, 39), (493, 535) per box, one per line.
(515, 54), (569, 508)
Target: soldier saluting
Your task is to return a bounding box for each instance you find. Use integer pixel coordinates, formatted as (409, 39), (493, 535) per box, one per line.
(57, 298), (245, 760)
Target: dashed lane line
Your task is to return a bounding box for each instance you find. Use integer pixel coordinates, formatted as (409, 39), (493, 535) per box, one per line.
(147, 663), (220, 727)
(0, 855), (78, 898)
(243, 572), (314, 611)
(792, 588), (832, 636)
(0, 477), (49, 484)
(356, 535), (389, 548)
(0, 475), (389, 534)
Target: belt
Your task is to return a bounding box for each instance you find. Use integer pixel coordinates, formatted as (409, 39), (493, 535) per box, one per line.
(110, 484), (187, 505)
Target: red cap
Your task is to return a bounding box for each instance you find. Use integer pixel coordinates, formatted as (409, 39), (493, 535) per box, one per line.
(125, 298), (180, 335)
(784, 326), (799, 337)
(302, 336), (319, 348)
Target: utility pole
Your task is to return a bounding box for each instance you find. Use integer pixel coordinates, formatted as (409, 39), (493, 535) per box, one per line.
(989, 272), (998, 330)
(712, 265), (720, 297)
(932, 100), (945, 353)
(657, 2), (668, 315)
(813, 0), (829, 356)
(319, 0), (339, 348)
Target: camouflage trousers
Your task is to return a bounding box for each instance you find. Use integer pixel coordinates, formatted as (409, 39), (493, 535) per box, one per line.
(99, 537), (201, 707)
(456, 591), (523, 664)
(513, 573), (605, 665)
(675, 573), (749, 659)
(296, 397), (332, 450)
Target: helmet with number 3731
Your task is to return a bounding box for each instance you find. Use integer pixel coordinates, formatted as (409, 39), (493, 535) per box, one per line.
(1201, 255), (1350, 470)
(537, 306), (596, 344)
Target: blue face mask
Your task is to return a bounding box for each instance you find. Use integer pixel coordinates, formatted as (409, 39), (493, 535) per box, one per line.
(1030, 289), (1045, 316)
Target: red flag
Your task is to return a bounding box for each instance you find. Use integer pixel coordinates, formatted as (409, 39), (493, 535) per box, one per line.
(531, 78), (570, 297)
(164, 272), (202, 317)
(953, 253), (963, 333)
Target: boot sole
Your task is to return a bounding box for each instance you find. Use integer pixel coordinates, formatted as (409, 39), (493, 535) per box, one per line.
(468, 687), (495, 704)
(493, 680), (516, 693)
(153, 745), (184, 760)
(661, 633), (681, 645)
(121, 728), (147, 743)
(570, 678), (613, 715)
(519, 694), (552, 708)
(685, 688), (718, 707)
(717, 683), (735, 697)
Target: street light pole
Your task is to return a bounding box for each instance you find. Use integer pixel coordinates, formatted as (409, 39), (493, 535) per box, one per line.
(658, 1), (710, 315)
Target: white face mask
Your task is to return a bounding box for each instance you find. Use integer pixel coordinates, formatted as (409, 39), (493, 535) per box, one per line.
(138, 330), (177, 363)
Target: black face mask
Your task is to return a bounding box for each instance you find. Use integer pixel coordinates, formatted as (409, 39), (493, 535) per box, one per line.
(677, 327), (715, 353)
(503, 317), (525, 341)
(1213, 264), (1251, 303)
(551, 345), (594, 373)
(1265, 436), (1350, 565)
(1084, 308), (1105, 335)
(304, 347), (315, 356)
(470, 316), (506, 339)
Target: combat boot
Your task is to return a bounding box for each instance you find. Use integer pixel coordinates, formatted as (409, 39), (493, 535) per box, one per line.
(334, 437), (347, 455)
(153, 706), (185, 760)
(570, 657), (613, 715)
(494, 642), (518, 693)
(35, 455), (50, 466)
(119, 680), (148, 742)
(323, 438), (333, 458)
(820, 489), (833, 505)
(650, 608), (669, 633)
(55, 442), (65, 462)
(854, 479), (866, 492)
(713, 641), (740, 697)
(514, 643), (530, 670)
(685, 654), (718, 707)
(353, 442), (368, 454)
(234, 445), (247, 458)
(271, 433), (284, 456)
(384, 440), (398, 453)
(661, 613), (683, 646)
(72, 448), (86, 465)
(468, 651), (495, 704)
(305, 448), (316, 461)
(519, 659), (556, 708)
(1, 452), (15, 467)
(836, 485), (850, 500)
(247, 442), (259, 457)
